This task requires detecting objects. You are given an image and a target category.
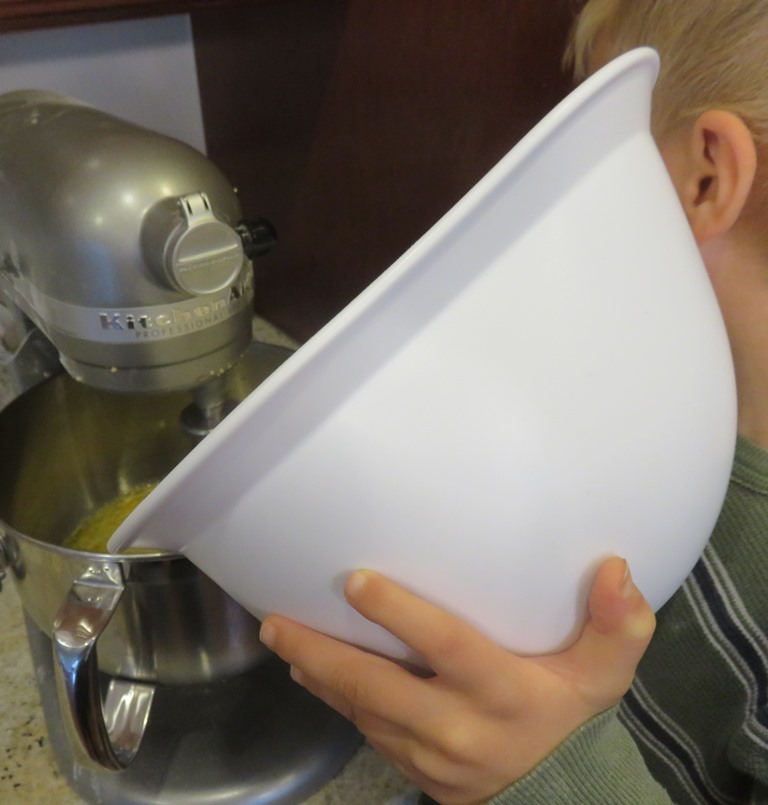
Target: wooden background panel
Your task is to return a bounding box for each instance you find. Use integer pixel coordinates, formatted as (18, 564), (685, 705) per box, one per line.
(193, 0), (578, 341)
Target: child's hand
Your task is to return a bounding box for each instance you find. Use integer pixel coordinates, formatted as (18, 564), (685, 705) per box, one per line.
(259, 557), (655, 805)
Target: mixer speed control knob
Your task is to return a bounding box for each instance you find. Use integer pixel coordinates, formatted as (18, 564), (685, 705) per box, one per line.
(143, 192), (245, 295)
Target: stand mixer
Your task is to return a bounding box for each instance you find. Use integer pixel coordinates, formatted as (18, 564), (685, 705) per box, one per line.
(0, 89), (274, 403)
(0, 90), (361, 804)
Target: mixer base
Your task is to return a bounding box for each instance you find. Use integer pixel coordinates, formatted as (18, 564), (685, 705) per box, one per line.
(25, 613), (363, 805)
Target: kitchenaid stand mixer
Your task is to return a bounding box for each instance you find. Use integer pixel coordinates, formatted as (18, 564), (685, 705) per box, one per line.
(0, 90), (361, 804)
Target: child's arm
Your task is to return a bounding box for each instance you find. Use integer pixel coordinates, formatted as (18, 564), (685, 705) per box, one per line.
(259, 557), (656, 805)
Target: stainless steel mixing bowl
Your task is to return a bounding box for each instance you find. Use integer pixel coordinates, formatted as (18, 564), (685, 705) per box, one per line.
(0, 341), (293, 769)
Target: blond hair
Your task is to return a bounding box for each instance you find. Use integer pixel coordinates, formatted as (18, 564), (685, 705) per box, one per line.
(565, 0), (768, 147)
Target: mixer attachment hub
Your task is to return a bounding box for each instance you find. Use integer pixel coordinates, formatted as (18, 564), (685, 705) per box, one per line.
(143, 192), (245, 296)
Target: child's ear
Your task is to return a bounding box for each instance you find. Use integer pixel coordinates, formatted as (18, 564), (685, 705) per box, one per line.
(661, 110), (757, 243)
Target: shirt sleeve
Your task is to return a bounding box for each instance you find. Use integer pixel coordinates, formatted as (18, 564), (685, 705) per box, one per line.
(487, 707), (673, 805)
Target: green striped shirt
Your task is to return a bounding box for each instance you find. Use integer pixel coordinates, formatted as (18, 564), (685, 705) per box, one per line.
(492, 435), (768, 804)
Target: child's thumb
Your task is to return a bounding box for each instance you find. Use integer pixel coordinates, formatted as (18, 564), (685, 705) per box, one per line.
(564, 557), (656, 706)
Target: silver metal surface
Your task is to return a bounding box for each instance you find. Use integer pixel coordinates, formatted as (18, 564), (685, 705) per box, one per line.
(26, 611), (362, 805)
(0, 340), (363, 798)
(0, 528), (7, 592)
(0, 89), (254, 393)
(0, 344), (293, 772)
(0, 342), (293, 684)
(52, 563), (155, 770)
(143, 191), (245, 295)
(0, 308), (62, 404)
(0, 87), (361, 797)
(180, 374), (238, 438)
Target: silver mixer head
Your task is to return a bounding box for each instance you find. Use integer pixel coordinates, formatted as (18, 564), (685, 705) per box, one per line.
(0, 90), (274, 394)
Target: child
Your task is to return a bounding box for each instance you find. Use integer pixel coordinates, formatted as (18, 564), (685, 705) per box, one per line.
(259, 1), (768, 802)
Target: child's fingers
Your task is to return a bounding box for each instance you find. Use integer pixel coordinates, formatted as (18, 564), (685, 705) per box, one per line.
(342, 570), (519, 691)
(259, 613), (435, 727)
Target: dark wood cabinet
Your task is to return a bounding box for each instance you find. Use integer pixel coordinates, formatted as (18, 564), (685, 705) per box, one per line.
(192, 0), (578, 341)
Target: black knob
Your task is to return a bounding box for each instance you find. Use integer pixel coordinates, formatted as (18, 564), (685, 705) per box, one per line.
(236, 218), (277, 260)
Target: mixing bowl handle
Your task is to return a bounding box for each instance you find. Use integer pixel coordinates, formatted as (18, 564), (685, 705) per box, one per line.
(52, 563), (155, 771)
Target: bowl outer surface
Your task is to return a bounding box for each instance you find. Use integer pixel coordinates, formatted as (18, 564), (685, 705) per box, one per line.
(110, 50), (737, 661)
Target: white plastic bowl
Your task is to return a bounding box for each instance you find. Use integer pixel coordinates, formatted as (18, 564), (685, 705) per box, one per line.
(110, 48), (737, 664)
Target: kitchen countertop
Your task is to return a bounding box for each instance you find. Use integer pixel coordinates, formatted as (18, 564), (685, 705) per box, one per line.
(0, 318), (415, 804)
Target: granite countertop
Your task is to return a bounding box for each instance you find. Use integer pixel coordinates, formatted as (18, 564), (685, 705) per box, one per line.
(0, 319), (415, 804)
